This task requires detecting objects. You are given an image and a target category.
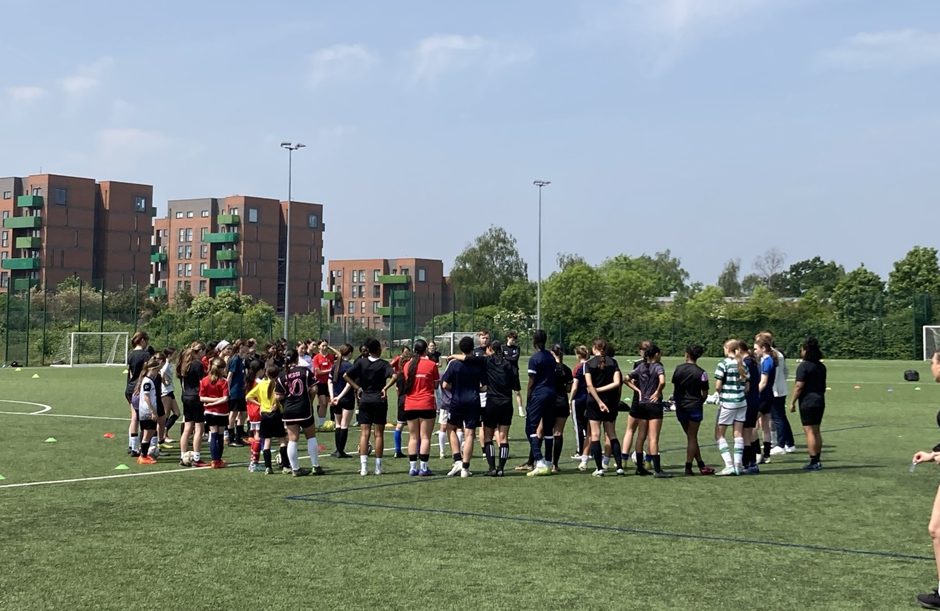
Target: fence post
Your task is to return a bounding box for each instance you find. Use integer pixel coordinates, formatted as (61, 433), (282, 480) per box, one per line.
(78, 278), (83, 333)
(25, 288), (31, 367)
(3, 288), (9, 363)
(41, 290), (47, 366)
(133, 283), (138, 332)
(99, 281), (105, 363)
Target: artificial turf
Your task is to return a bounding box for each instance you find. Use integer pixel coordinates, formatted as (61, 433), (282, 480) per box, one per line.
(0, 357), (938, 610)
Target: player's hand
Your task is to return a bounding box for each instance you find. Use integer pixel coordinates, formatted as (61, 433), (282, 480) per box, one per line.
(790, 401), (797, 413)
(380, 389), (387, 399)
(914, 451), (933, 464)
(330, 398), (339, 406)
(599, 401), (609, 413)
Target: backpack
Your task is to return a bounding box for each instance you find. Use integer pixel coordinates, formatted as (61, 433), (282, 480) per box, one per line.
(904, 370), (920, 382)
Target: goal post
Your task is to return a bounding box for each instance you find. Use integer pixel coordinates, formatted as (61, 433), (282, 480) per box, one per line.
(51, 332), (129, 367)
(924, 326), (940, 361)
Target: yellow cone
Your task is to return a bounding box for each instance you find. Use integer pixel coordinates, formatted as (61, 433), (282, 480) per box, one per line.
(32, 374), (39, 379)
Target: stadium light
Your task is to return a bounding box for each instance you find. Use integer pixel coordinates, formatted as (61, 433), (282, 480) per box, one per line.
(281, 142), (306, 339)
(533, 179), (550, 331)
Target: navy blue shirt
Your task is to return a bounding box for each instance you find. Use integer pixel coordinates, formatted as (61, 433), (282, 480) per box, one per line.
(441, 358), (486, 409)
(744, 355), (760, 408)
(759, 354), (777, 403)
(572, 362), (588, 401)
(331, 360), (353, 398)
(227, 355), (245, 399)
(527, 349), (557, 399)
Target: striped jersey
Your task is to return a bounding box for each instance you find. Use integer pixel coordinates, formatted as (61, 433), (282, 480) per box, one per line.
(715, 357), (747, 408)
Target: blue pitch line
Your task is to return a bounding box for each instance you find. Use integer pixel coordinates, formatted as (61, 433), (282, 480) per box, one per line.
(288, 494), (931, 563)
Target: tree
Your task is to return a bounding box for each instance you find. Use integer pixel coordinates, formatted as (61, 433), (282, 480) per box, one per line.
(887, 246), (940, 308)
(449, 226), (528, 308)
(556, 252), (586, 271)
(499, 280), (536, 314)
(741, 273), (763, 296)
(831, 265), (885, 321)
(753, 248), (786, 292)
(717, 259), (742, 297)
(639, 250), (690, 296)
(542, 262), (606, 347)
(779, 257), (845, 298)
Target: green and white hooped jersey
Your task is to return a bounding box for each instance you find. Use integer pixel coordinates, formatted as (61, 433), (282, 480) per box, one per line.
(715, 357), (747, 408)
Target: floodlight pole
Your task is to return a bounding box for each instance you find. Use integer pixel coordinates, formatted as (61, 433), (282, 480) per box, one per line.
(281, 142), (305, 340)
(533, 180), (550, 330)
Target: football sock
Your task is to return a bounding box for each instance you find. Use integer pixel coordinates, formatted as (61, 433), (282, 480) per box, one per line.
(193, 451), (201, 463)
(419, 453), (430, 471)
(498, 444), (509, 471)
(334, 429), (342, 452)
(610, 439), (622, 470)
(453, 452), (461, 463)
(543, 436), (554, 466)
(696, 457), (707, 469)
(810, 453), (820, 465)
(306, 437), (320, 467)
(528, 448), (536, 466)
(165, 414), (178, 432)
(279, 446), (289, 468)
(207, 433), (217, 460)
(651, 454), (662, 473)
(360, 454), (368, 468)
(462, 461), (470, 470)
(393, 430), (402, 453)
(338, 428), (349, 454)
(438, 431), (446, 454)
(129, 433), (140, 452)
(226, 428), (235, 443)
(733, 438), (744, 470)
(456, 431), (464, 447)
(263, 449), (272, 470)
(409, 456), (417, 471)
(763, 441), (772, 458)
(718, 438), (732, 467)
(634, 451), (647, 473)
(375, 457), (383, 471)
(287, 441), (300, 470)
(743, 445), (753, 468)
(528, 435), (543, 463)
(685, 462), (693, 472)
(552, 435), (563, 467)
(140, 440), (150, 458)
(591, 441), (603, 470)
(484, 441), (495, 470)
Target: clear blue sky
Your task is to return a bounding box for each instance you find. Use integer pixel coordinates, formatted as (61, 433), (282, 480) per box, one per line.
(2, 0), (938, 287)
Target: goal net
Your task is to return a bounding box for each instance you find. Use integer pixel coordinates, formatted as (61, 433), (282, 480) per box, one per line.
(51, 332), (129, 367)
(924, 326), (940, 361)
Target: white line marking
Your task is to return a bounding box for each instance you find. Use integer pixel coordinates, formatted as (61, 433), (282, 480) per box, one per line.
(0, 411), (127, 421)
(0, 399), (52, 415)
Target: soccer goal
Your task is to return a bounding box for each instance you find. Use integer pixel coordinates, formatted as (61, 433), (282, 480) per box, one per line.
(924, 326), (940, 361)
(51, 332), (129, 367)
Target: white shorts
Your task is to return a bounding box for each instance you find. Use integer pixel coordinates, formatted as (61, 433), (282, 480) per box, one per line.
(716, 404), (747, 426)
(250, 422), (261, 431)
(438, 409), (449, 425)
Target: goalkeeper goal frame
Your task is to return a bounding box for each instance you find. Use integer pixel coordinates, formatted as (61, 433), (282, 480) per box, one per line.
(51, 332), (129, 368)
(923, 325), (940, 361)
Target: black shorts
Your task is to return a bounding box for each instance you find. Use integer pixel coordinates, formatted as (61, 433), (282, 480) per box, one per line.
(140, 419), (157, 431)
(337, 396), (355, 412)
(316, 382), (330, 397)
(554, 395), (571, 419)
(483, 398), (513, 429)
(758, 398), (773, 415)
(397, 404), (407, 424)
(359, 402), (388, 426)
(229, 397), (247, 413)
(291, 416), (316, 431)
(404, 409), (437, 421)
(743, 401), (760, 428)
(260, 412), (286, 439)
(449, 407), (480, 430)
(125, 391), (134, 405)
(155, 401), (166, 419)
(163, 391), (176, 400)
(182, 397), (205, 423)
(586, 399), (617, 423)
(630, 402), (664, 421)
(205, 413), (228, 428)
(330, 403), (343, 418)
(799, 404), (825, 427)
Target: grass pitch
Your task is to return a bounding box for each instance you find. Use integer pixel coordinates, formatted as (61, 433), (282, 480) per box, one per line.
(1, 357), (939, 609)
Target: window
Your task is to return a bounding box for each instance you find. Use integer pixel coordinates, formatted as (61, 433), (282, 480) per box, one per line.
(200, 244), (209, 259)
(1, 252), (7, 259)
(186, 228), (193, 242)
(248, 208), (258, 223)
(0, 272), (7, 288)
(200, 263), (207, 274)
(200, 227), (207, 240)
(176, 263), (184, 277)
(348, 301), (355, 314)
(308, 214), (318, 228)
(54, 187), (68, 205)
(31, 187), (41, 196)
(1, 231), (7, 248)
(177, 280), (183, 291)
(372, 284), (380, 298)
(185, 263), (193, 277)
(198, 280), (207, 293)
(232, 208), (239, 215)
(334, 270), (342, 278)
(372, 301), (379, 313)
(401, 267), (409, 276)
(177, 245), (184, 258)
(418, 267), (426, 282)
(201, 210), (209, 218)
(135, 196), (147, 212)
(178, 228), (186, 243)
(175, 211), (183, 219)
(184, 245), (192, 260)
(2, 191), (10, 199)
(373, 269), (380, 282)
(1, 211), (7, 219)
(186, 211), (194, 218)
(361, 301), (366, 314)
(161, 229), (168, 237)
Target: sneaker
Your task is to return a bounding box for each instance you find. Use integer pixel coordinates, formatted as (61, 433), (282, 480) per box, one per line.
(699, 466), (716, 476)
(439, 451), (446, 460)
(359, 465), (368, 476)
(615, 468), (625, 476)
(130, 450), (141, 458)
(409, 468), (419, 476)
(526, 464), (551, 477)
(495, 469), (505, 477)
(374, 467), (384, 476)
(591, 469), (605, 477)
(570, 453), (582, 460)
(578, 461), (589, 472)
(784, 445), (796, 453)
(743, 465), (760, 475)
(514, 462), (533, 472)
(518, 407), (526, 418)
(802, 462), (822, 471)
(460, 468), (472, 478)
(265, 467), (275, 475)
(329, 450), (340, 458)
(483, 469), (498, 477)
(312, 466), (325, 476)
(446, 462), (462, 477)
(756, 454), (766, 465)
(684, 468), (695, 476)
(769, 445), (786, 456)
(137, 456), (157, 465)
(917, 588), (940, 609)
(635, 467), (652, 476)
(336, 452), (352, 458)
(551, 465), (560, 474)
(192, 460), (209, 468)
(292, 467), (311, 477)
(654, 471), (673, 479)
(418, 468), (434, 476)
(211, 460), (227, 469)
(716, 466), (737, 476)
(159, 442), (173, 451)
(228, 439), (247, 448)
(394, 452), (406, 459)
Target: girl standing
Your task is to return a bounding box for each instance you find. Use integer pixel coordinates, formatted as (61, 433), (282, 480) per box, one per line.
(714, 339), (749, 476)
(125, 331), (150, 456)
(312, 340), (339, 427)
(584, 338), (624, 477)
(791, 337), (827, 471)
(135, 356), (162, 465)
(671, 345), (714, 475)
(247, 363), (289, 474)
(329, 344), (356, 459)
(159, 348), (180, 446)
(400, 339), (440, 477)
(625, 343), (669, 477)
(550, 345), (573, 473)
(571, 345), (590, 465)
(177, 342), (207, 468)
(200, 358), (230, 469)
(481, 341), (518, 476)
(275, 349), (325, 477)
(344, 339), (397, 476)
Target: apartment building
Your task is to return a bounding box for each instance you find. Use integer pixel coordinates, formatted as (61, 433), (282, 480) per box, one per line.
(325, 258), (449, 330)
(152, 195), (324, 312)
(0, 173), (154, 292)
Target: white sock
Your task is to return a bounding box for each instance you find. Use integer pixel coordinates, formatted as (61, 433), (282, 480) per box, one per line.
(375, 457), (383, 471)
(457, 431), (465, 446)
(733, 437), (744, 470)
(718, 438), (732, 467)
(602, 456), (609, 468)
(580, 456), (588, 465)
(409, 460), (417, 471)
(287, 441), (300, 471)
(193, 452), (201, 463)
(130, 435), (140, 451)
(307, 437), (319, 467)
(317, 416), (326, 427)
(419, 460), (428, 471)
(360, 454), (368, 466)
(438, 431), (446, 453)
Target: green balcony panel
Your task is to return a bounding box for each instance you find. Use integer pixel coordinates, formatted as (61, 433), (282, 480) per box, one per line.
(12, 278), (38, 291)
(150, 252), (167, 264)
(377, 274), (408, 284)
(377, 306), (406, 316)
(15, 236), (41, 249)
(216, 249), (239, 261)
(217, 213), (241, 225)
(1, 257), (41, 270)
(16, 195), (43, 208)
(202, 267), (238, 279)
(214, 285), (238, 296)
(322, 291), (339, 300)
(3, 216), (42, 229)
(203, 231), (239, 244)
(149, 287), (167, 298)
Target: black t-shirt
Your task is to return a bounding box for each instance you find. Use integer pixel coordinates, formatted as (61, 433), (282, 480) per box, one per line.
(585, 356), (621, 407)
(347, 357), (394, 404)
(554, 362), (573, 399)
(428, 350), (442, 364)
(630, 361), (665, 404)
(276, 365), (315, 418)
(126, 349), (150, 394)
(181, 361), (205, 399)
(504, 344), (521, 374)
(672, 362), (708, 410)
(486, 357), (521, 402)
(796, 360), (827, 408)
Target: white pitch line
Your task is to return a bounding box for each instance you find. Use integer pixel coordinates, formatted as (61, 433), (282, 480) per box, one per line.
(0, 399), (52, 415)
(0, 411), (128, 421)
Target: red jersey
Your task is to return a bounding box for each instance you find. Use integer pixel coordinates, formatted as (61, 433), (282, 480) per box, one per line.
(199, 376), (229, 416)
(402, 357), (440, 410)
(312, 353), (336, 384)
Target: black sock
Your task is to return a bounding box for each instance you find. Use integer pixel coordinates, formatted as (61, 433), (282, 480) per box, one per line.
(810, 454), (820, 464)
(696, 457), (706, 469)
(763, 441), (771, 458)
(528, 448), (535, 466)
(635, 451), (645, 471)
(498, 444), (509, 471)
(752, 440), (761, 462)
(238, 425), (247, 439)
(453, 452), (461, 463)
(552, 435), (563, 467)
(165, 414), (178, 432)
(484, 441), (495, 470)
(685, 461), (693, 472)
(610, 439), (622, 470)
(409, 453), (418, 462)
(226, 428), (235, 442)
(591, 441), (603, 470)
(263, 449), (272, 469)
(334, 429), (341, 451)
(462, 461), (470, 470)
(140, 441), (150, 457)
(337, 428), (348, 454)
(279, 446), (289, 468)
(419, 453), (429, 463)
(652, 454), (662, 473)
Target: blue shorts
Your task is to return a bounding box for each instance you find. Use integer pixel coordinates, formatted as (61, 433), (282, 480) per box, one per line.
(676, 406), (703, 426)
(449, 407), (480, 430)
